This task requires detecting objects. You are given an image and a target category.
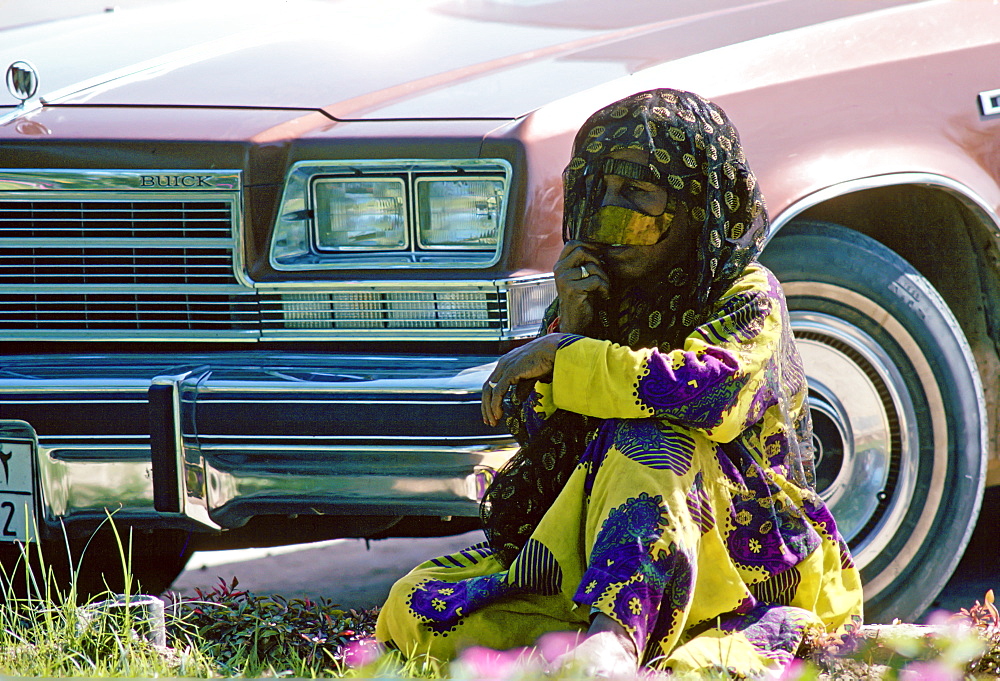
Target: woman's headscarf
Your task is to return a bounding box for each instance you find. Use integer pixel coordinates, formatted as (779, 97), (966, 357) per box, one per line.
(564, 88), (769, 346)
(482, 90), (781, 567)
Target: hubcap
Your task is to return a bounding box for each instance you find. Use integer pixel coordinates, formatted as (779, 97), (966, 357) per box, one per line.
(789, 311), (918, 568)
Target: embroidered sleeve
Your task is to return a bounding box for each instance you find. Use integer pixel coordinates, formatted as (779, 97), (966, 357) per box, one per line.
(539, 265), (790, 442)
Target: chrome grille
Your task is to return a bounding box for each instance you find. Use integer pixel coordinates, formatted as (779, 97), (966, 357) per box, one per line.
(0, 292), (259, 331)
(0, 199), (236, 286)
(1, 246), (236, 285)
(256, 276), (553, 341)
(0, 172), (255, 340)
(260, 289), (503, 332)
(0, 200), (232, 239)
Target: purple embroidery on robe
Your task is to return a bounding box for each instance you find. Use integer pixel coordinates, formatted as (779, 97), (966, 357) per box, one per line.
(611, 578), (665, 648)
(718, 604), (816, 666)
(661, 545), (695, 613)
(728, 520), (806, 574)
(761, 431), (791, 471)
(409, 572), (515, 631)
(686, 471), (715, 534)
(574, 494), (697, 654)
(637, 347), (741, 412)
(575, 494), (668, 606)
(639, 545), (696, 663)
(801, 493), (844, 542)
(613, 546), (694, 655)
(614, 420), (695, 475)
(718, 443), (821, 573)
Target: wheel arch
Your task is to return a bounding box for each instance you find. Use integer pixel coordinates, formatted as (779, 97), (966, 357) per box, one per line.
(767, 175), (1000, 487)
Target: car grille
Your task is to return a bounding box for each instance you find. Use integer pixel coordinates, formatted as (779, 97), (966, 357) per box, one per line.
(0, 200), (236, 285)
(0, 200), (232, 240)
(0, 190), (258, 340)
(258, 289), (503, 333)
(0, 291), (260, 332)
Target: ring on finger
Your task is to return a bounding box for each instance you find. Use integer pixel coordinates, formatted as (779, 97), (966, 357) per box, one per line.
(579, 264), (588, 279)
(488, 381), (499, 389)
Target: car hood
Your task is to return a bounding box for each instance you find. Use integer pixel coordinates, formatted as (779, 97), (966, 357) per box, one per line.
(0, 0), (914, 120)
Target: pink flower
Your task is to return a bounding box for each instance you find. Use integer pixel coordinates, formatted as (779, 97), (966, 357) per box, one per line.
(343, 638), (382, 668)
(771, 658), (809, 681)
(535, 630), (585, 664)
(452, 645), (536, 680)
(899, 661), (962, 681)
(923, 610), (953, 627)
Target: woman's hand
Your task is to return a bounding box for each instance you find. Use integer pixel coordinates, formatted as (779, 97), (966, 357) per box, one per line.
(553, 241), (609, 334)
(482, 334), (562, 426)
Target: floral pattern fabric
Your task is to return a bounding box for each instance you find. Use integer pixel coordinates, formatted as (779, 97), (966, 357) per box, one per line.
(375, 266), (863, 676)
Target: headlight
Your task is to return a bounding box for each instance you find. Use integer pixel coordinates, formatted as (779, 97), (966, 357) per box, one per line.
(416, 178), (503, 249)
(270, 159), (511, 270)
(313, 178), (406, 250)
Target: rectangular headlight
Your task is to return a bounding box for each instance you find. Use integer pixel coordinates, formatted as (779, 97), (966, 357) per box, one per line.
(313, 178), (406, 250)
(416, 177), (503, 249)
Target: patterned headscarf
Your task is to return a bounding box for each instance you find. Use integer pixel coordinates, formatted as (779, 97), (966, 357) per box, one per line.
(482, 90), (773, 567)
(564, 88), (768, 345)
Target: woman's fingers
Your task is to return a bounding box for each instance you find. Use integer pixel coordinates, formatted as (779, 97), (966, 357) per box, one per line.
(553, 242), (609, 335)
(555, 242), (602, 275)
(554, 242), (600, 276)
(481, 335), (559, 426)
(484, 374), (511, 426)
(555, 244), (608, 289)
(576, 266), (610, 297)
(560, 266), (610, 310)
(482, 354), (513, 426)
(482, 368), (516, 427)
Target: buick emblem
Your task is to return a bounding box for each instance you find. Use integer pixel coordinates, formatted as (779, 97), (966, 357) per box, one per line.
(6, 61), (39, 103)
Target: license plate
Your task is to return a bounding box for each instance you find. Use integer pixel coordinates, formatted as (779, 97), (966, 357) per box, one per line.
(0, 436), (36, 542)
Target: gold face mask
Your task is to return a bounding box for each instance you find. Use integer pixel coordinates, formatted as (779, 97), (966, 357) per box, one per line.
(580, 205), (674, 246)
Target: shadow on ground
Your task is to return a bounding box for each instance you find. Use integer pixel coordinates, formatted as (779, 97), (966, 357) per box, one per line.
(172, 488), (1000, 619)
(924, 485), (1000, 620)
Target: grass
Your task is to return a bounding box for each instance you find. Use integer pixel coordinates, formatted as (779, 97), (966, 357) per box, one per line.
(0, 531), (380, 677)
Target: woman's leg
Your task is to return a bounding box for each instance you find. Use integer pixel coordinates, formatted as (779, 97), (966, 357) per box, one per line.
(375, 543), (588, 662)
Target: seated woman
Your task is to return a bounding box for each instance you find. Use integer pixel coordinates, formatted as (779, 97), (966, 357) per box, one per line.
(375, 89), (863, 677)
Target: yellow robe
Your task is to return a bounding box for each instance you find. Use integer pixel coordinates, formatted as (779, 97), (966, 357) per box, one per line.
(376, 265), (863, 675)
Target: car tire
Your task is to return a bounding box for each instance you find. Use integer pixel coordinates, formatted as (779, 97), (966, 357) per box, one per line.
(760, 220), (987, 623)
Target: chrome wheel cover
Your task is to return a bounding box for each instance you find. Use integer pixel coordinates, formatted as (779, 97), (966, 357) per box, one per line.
(788, 307), (920, 571)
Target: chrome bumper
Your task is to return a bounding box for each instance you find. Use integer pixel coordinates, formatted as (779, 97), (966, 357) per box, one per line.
(0, 353), (513, 533)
